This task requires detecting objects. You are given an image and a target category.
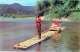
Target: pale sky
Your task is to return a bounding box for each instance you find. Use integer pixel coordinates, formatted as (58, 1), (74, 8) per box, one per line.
(0, 0), (38, 6)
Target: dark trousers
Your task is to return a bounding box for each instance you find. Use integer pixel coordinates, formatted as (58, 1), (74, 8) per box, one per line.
(36, 23), (41, 39)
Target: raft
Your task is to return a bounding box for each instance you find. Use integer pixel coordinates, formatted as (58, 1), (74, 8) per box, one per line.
(13, 31), (58, 49)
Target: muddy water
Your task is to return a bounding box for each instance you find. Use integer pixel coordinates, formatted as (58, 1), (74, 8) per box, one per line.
(0, 18), (80, 52)
(61, 22), (80, 52)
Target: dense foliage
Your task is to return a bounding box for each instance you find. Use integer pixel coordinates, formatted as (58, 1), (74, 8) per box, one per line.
(37, 0), (79, 21)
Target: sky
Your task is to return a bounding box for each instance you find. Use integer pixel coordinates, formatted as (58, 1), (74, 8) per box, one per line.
(0, 0), (38, 6)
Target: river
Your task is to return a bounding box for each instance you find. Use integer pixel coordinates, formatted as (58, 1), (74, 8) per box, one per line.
(0, 18), (80, 52)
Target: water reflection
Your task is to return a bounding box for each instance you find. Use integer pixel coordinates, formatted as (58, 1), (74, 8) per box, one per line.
(67, 32), (80, 52)
(63, 22), (80, 52)
(36, 42), (41, 52)
(51, 32), (61, 48)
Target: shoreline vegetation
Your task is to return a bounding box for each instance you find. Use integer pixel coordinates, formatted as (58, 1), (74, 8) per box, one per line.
(0, 13), (80, 22)
(0, 16), (80, 22)
(0, 16), (35, 22)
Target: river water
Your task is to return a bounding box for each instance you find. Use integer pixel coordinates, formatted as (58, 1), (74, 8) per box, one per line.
(0, 18), (80, 52)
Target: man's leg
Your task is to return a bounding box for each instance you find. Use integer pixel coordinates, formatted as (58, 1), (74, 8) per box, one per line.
(38, 26), (41, 39)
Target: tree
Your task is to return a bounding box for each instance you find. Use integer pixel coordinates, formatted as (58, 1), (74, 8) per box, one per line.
(36, 0), (50, 16)
(37, 0), (79, 21)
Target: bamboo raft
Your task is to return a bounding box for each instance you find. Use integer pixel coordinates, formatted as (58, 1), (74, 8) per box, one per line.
(13, 30), (58, 49)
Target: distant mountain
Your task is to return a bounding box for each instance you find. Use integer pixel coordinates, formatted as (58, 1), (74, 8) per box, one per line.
(0, 3), (36, 16)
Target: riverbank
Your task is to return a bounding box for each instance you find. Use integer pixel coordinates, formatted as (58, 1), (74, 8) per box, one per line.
(0, 17), (35, 22)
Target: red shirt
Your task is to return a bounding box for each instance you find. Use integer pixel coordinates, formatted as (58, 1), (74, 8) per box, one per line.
(51, 21), (61, 27)
(36, 16), (42, 23)
(36, 16), (42, 28)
